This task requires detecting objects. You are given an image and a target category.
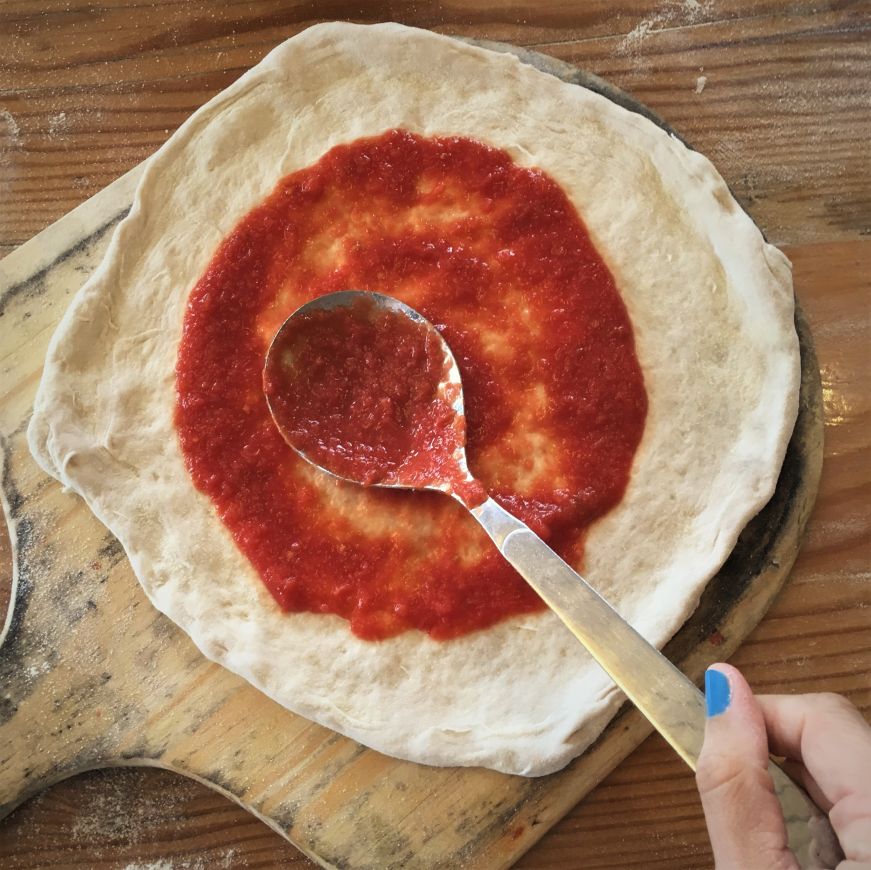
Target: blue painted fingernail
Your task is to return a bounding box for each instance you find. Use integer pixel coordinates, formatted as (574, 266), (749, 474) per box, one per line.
(705, 668), (731, 717)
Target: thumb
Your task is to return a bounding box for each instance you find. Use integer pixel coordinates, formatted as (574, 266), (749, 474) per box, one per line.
(696, 664), (797, 870)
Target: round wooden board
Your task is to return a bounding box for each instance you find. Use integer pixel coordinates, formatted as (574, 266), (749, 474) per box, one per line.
(0, 39), (823, 870)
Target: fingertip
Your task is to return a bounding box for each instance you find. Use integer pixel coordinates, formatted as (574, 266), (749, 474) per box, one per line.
(705, 666), (732, 717)
(706, 663), (756, 710)
(697, 665), (793, 867)
(701, 664), (769, 764)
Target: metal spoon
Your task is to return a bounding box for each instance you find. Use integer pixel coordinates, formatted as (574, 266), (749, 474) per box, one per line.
(264, 290), (838, 868)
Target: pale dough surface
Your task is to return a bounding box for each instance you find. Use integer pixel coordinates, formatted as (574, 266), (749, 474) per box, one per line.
(28, 22), (798, 776)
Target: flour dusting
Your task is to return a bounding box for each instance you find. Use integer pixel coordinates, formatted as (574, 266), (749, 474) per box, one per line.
(62, 770), (247, 866)
(2, 768), (256, 867)
(69, 769), (201, 843)
(617, 0), (710, 64)
(0, 108), (22, 166)
(48, 111), (69, 138)
(0, 108), (20, 142)
(123, 854), (239, 870)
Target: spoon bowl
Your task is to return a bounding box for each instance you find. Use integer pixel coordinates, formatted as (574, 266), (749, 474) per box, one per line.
(263, 290), (480, 503)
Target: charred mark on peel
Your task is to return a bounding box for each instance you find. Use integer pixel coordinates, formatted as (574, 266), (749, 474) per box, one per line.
(0, 210), (128, 319)
(97, 532), (125, 562)
(119, 743), (167, 762)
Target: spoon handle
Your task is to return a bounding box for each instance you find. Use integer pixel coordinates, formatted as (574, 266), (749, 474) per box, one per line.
(471, 497), (841, 869)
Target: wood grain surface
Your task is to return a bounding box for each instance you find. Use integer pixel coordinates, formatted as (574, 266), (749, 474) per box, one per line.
(0, 2), (869, 868)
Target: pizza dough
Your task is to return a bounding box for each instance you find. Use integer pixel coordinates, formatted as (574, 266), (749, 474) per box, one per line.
(27, 22), (798, 776)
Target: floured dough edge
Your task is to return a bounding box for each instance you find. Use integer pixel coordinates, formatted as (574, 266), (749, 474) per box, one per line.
(27, 22), (798, 776)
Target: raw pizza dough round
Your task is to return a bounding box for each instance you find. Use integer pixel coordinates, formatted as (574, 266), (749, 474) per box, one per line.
(27, 22), (798, 776)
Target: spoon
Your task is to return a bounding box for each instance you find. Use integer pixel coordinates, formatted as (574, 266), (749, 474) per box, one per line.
(264, 289), (839, 867)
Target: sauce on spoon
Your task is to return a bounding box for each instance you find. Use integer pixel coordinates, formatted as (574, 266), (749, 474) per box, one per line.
(263, 293), (487, 507)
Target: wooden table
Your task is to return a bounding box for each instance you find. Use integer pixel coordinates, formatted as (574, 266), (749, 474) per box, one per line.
(0, 2), (868, 867)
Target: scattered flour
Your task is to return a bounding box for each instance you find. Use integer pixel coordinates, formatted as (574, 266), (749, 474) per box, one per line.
(123, 855), (239, 870)
(48, 111), (69, 137)
(4, 768), (247, 868)
(62, 771), (246, 866)
(0, 108), (22, 166)
(0, 108), (20, 142)
(68, 769), (201, 842)
(617, 0), (710, 63)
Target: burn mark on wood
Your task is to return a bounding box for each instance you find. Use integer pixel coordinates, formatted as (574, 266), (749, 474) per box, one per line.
(0, 698), (17, 721)
(307, 743), (368, 795)
(97, 532), (124, 562)
(119, 743), (166, 762)
(0, 489), (63, 725)
(199, 768), (243, 799)
(1, 435), (25, 516)
(262, 797), (299, 832)
(50, 569), (100, 627)
(314, 809), (416, 870)
(0, 212), (127, 319)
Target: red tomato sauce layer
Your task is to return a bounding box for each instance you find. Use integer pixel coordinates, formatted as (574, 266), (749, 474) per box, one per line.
(263, 296), (485, 506)
(175, 129), (647, 641)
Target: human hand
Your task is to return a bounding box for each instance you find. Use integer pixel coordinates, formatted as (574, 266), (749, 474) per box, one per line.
(696, 663), (871, 869)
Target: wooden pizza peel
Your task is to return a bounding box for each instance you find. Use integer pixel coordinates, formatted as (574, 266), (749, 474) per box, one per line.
(0, 41), (823, 869)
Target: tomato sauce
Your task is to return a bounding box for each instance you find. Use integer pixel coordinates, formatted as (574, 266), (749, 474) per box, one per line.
(175, 130), (647, 640)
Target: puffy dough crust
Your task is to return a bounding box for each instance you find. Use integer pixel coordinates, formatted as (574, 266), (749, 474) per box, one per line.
(28, 22), (798, 776)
